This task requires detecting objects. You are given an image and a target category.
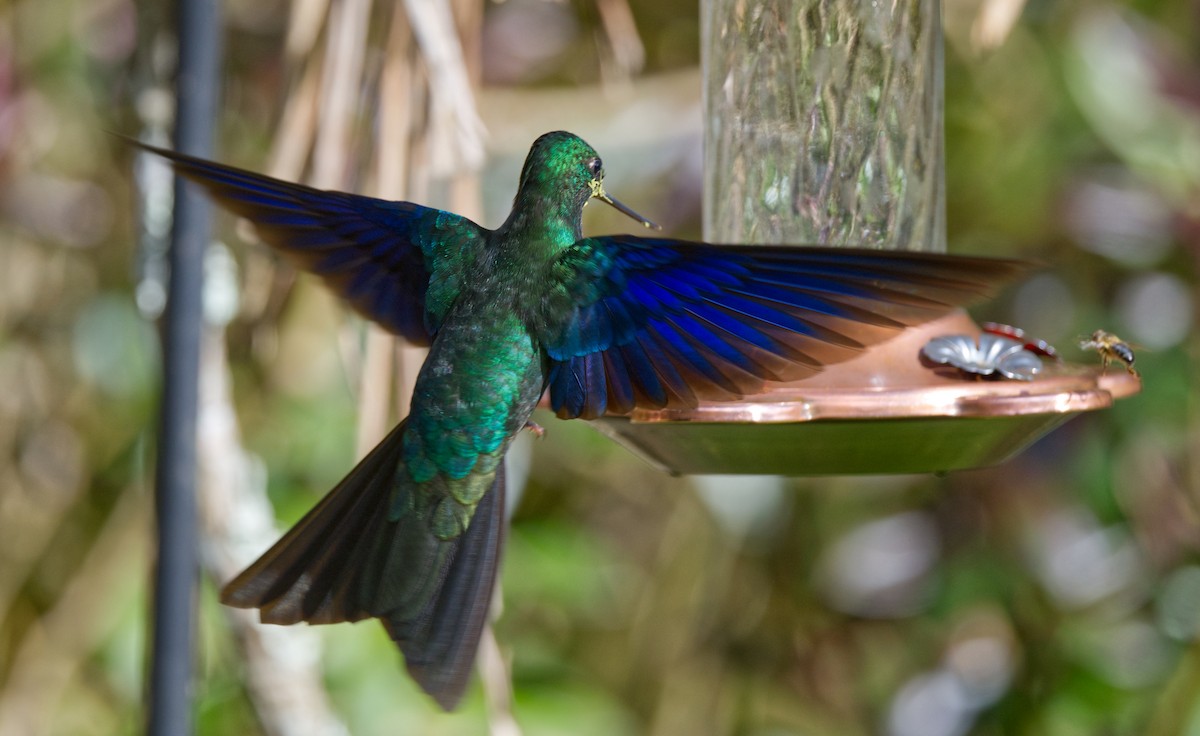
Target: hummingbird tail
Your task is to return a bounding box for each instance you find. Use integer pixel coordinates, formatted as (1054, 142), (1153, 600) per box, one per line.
(220, 420), (506, 710)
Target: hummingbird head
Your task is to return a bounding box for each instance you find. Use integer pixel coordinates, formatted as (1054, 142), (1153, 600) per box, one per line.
(517, 131), (660, 230)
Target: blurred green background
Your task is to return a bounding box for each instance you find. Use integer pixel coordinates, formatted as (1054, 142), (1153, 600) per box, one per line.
(1, 0), (1199, 734)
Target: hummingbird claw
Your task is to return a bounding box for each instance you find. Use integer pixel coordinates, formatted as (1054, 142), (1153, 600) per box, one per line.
(523, 420), (546, 439)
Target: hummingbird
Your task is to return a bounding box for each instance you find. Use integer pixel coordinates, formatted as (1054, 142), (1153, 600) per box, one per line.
(139, 131), (1024, 710)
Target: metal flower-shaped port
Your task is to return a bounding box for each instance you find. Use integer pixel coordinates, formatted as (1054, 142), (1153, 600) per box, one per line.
(921, 334), (1044, 381)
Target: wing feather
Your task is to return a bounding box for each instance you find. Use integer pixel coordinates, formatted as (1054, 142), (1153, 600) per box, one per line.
(135, 140), (487, 343)
(543, 237), (1027, 419)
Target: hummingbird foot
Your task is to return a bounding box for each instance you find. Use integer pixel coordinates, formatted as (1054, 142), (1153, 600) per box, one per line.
(523, 420), (546, 439)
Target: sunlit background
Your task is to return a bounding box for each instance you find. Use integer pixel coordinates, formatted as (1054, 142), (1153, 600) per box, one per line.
(1, 0), (1199, 734)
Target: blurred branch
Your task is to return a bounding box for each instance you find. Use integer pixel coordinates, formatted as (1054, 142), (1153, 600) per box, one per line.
(971, 0), (1027, 52)
(594, 0), (645, 85)
(197, 327), (347, 736)
(478, 609), (522, 736)
(628, 491), (734, 735)
(402, 0), (486, 175)
(478, 69), (701, 153)
(0, 482), (147, 736)
(313, 0), (372, 187)
(355, 5), (415, 456)
(377, 6), (416, 200)
(354, 327), (398, 455)
(286, 0), (331, 59)
(268, 51), (322, 182)
(0, 429), (84, 632)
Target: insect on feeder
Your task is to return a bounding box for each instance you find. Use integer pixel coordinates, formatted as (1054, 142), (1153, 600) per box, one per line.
(593, 0), (1140, 475)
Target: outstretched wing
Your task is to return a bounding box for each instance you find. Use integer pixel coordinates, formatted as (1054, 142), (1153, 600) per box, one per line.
(137, 142), (487, 344)
(542, 236), (1027, 419)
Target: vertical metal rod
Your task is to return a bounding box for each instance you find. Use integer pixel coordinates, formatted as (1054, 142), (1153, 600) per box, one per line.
(146, 0), (221, 732)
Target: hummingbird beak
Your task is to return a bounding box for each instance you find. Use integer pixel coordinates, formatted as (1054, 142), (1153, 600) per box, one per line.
(589, 179), (661, 230)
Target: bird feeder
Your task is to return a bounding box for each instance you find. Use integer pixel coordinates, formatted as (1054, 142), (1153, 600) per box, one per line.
(594, 0), (1139, 475)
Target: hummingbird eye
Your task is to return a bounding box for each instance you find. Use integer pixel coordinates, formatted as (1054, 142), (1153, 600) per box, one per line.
(587, 157), (602, 176)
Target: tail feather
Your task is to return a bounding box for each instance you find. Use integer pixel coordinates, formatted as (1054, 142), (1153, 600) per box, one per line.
(220, 422), (406, 624)
(384, 467), (506, 709)
(220, 419), (506, 710)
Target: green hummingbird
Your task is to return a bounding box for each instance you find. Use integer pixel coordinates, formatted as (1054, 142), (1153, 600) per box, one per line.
(139, 131), (1023, 709)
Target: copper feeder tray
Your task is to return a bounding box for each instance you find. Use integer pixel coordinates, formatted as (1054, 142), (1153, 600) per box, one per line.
(588, 311), (1141, 476)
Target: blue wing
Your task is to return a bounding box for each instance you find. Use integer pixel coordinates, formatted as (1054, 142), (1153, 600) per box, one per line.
(543, 236), (1026, 419)
(138, 142), (487, 344)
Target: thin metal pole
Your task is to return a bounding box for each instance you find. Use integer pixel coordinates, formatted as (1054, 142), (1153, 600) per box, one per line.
(147, 0), (221, 732)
